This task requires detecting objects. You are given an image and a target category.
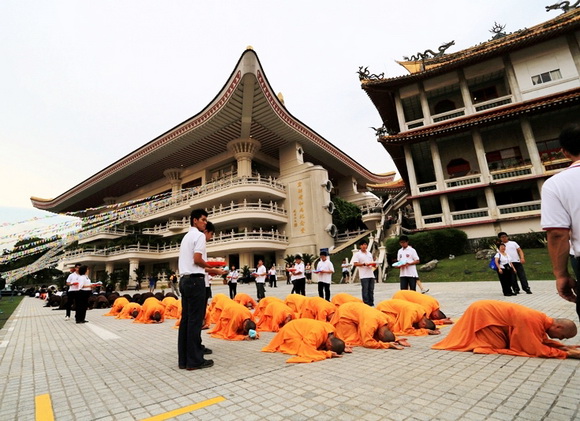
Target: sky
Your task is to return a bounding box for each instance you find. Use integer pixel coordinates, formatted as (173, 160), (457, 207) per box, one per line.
(0, 0), (555, 227)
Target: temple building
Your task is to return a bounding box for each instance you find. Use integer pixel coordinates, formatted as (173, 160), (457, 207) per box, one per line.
(361, 8), (580, 238)
(31, 48), (394, 285)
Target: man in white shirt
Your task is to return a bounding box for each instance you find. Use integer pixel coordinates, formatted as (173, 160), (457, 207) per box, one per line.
(178, 209), (223, 371)
(64, 263), (81, 321)
(541, 124), (580, 320)
(227, 265), (239, 299)
(290, 255), (306, 295)
(396, 235), (420, 291)
(252, 260), (267, 300)
(352, 239), (376, 306)
(498, 232), (531, 294)
(316, 250), (334, 301)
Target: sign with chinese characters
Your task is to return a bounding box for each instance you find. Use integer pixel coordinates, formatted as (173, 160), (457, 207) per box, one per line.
(289, 180), (310, 237)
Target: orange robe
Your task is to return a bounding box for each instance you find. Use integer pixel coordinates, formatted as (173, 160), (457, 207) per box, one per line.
(161, 296), (177, 308)
(253, 296), (283, 321)
(134, 300), (166, 324)
(432, 300), (567, 359)
(262, 319), (336, 363)
(284, 294), (309, 317)
(234, 293), (258, 309)
(329, 302), (396, 349)
(208, 301), (254, 341)
(116, 302), (142, 319)
(257, 301), (295, 332)
(207, 294), (232, 325)
(331, 293), (363, 308)
(301, 297), (336, 322)
(103, 297), (129, 316)
(392, 290), (444, 324)
(164, 299), (181, 319)
(376, 299), (430, 336)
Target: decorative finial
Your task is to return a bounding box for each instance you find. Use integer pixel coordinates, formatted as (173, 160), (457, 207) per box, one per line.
(402, 41), (455, 61)
(489, 22), (507, 40)
(546, 1), (580, 13)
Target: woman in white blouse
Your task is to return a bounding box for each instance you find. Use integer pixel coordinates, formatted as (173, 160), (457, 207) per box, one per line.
(494, 243), (517, 297)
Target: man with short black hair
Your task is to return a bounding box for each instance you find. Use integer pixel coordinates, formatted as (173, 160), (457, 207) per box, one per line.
(498, 232), (531, 294)
(290, 255), (306, 296)
(316, 251), (334, 301)
(396, 235), (420, 291)
(352, 239), (376, 306)
(64, 263), (81, 321)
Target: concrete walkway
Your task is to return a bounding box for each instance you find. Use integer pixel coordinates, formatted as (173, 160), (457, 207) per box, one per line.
(1, 280), (579, 420)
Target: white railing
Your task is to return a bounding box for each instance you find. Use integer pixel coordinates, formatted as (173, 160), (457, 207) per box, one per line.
(498, 200), (541, 215)
(451, 208), (490, 221)
(474, 94), (513, 112)
(445, 174), (483, 189)
(405, 118), (425, 130)
(417, 182), (437, 193)
(431, 107), (466, 123)
(490, 165), (533, 181)
(335, 229), (368, 243)
(210, 229), (288, 245)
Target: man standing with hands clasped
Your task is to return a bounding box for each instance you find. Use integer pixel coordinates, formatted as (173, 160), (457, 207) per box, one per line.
(352, 239), (376, 306)
(316, 250), (334, 301)
(396, 235), (420, 291)
(178, 209), (225, 371)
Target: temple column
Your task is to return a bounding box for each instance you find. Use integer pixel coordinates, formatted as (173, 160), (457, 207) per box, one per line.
(520, 117), (544, 175)
(458, 69), (475, 114)
(503, 56), (522, 102)
(403, 144), (419, 196)
(429, 140), (445, 190)
(227, 138), (261, 177)
(472, 129), (491, 183)
(163, 168), (183, 194)
(128, 259), (139, 289)
(105, 263), (114, 276)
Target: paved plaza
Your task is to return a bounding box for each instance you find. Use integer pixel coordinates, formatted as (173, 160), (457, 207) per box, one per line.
(1, 279), (579, 421)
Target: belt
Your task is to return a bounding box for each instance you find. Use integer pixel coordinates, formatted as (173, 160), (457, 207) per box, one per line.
(181, 274), (205, 278)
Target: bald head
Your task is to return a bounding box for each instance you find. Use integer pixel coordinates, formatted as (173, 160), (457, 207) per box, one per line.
(242, 318), (256, 334)
(416, 317), (436, 330)
(376, 325), (395, 343)
(547, 318), (577, 340)
(151, 311), (162, 322)
(131, 309), (140, 318)
(328, 336), (345, 354)
(431, 309), (446, 320)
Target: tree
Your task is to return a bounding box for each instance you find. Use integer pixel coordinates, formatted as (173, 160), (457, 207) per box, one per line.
(331, 197), (366, 231)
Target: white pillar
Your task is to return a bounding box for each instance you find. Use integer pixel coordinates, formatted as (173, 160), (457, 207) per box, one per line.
(163, 168), (183, 194)
(430, 140), (446, 190)
(472, 129), (491, 183)
(404, 144), (419, 195)
(227, 138), (261, 177)
(520, 117), (543, 175)
(128, 259), (139, 289)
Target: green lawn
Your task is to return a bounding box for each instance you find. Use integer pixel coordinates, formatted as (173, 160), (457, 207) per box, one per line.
(384, 248), (557, 283)
(0, 296), (24, 330)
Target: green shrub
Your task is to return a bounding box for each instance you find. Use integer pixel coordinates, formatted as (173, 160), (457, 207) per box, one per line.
(386, 228), (468, 263)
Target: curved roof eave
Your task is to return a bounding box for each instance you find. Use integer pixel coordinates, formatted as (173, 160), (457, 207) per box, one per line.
(31, 49), (393, 213)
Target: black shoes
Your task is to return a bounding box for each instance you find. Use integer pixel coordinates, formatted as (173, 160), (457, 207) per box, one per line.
(76, 320), (89, 324)
(525, 289), (532, 294)
(186, 359), (214, 370)
(504, 293), (514, 296)
(203, 347), (213, 355)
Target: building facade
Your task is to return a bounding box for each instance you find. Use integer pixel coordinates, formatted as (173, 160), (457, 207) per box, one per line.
(32, 48), (393, 285)
(362, 8), (580, 239)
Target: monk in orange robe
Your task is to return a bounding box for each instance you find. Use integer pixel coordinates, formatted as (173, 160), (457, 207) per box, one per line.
(284, 294), (308, 317)
(257, 300), (295, 332)
(330, 293), (363, 308)
(116, 302), (142, 320)
(376, 299), (439, 336)
(234, 292), (258, 309)
(253, 296), (283, 321)
(432, 300), (580, 358)
(161, 296), (177, 309)
(207, 294), (231, 325)
(301, 296), (336, 322)
(208, 301), (257, 341)
(262, 319), (348, 363)
(329, 302), (405, 349)
(392, 290), (453, 324)
(134, 297), (166, 324)
(164, 299), (181, 319)
(103, 297), (130, 316)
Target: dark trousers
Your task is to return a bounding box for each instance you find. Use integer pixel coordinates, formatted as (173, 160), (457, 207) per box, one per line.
(75, 290), (91, 322)
(361, 278), (375, 306)
(400, 277), (417, 292)
(511, 262), (530, 292)
(256, 282), (266, 300)
(228, 282), (237, 299)
(497, 267), (515, 295)
(318, 282), (330, 301)
(268, 275), (277, 288)
(65, 290), (77, 318)
(178, 275), (206, 369)
(293, 278), (306, 295)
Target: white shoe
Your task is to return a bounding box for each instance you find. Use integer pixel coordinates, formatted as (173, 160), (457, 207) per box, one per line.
(64, 316), (70, 320)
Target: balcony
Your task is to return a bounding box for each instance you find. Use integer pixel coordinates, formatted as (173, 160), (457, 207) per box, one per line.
(498, 200), (541, 216)
(542, 158), (571, 173)
(473, 94), (513, 112)
(431, 107), (465, 123)
(405, 118), (425, 131)
(450, 208), (490, 222)
(360, 202), (383, 225)
(422, 214), (444, 226)
(445, 174), (483, 189)
(417, 182), (438, 193)
(490, 165), (533, 181)
(78, 226), (136, 245)
(335, 229), (368, 244)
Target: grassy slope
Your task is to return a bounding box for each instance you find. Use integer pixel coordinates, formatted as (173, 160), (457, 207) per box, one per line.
(0, 296), (24, 329)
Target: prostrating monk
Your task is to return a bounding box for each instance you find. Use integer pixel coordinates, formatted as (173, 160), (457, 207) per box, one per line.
(208, 301), (257, 341)
(116, 302), (142, 320)
(164, 299), (181, 320)
(431, 300), (580, 358)
(234, 293), (258, 310)
(284, 294), (309, 317)
(376, 299), (439, 336)
(207, 294), (232, 325)
(329, 302), (406, 349)
(253, 296), (284, 321)
(301, 296), (336, 322)
(256, 300), (295, 332)
(392, 290), (453, 325)
(103, 297), (130, 316)
(161, 296), (177, 309)
(262, 319), (348, 363)
(432, 300), (580, 359)
(134, 297), (166, 324)
(330, 293), (363, 308)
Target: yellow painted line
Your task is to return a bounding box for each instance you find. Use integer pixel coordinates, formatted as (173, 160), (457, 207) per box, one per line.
(140, 396), (226, 421)
(35, 394), (55, 421)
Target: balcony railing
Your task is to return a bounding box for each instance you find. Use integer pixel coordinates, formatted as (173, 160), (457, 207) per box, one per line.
(445, 174), (482, 189)
(210, 229), (288, 245)
(451, 208), (489, 221)
(490, 165), (533, 181)
(423, 214), (444, 225)
(474, 94), (513, 112)
(142, 200), (287, 235)
(498, 200), (541, 215)
(431, 107), (465, 123)
(405, 118), (425, 131)
(417, 182), (437, 193)
(542, 158), (571, 173)
(336, 229), (368, 243)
